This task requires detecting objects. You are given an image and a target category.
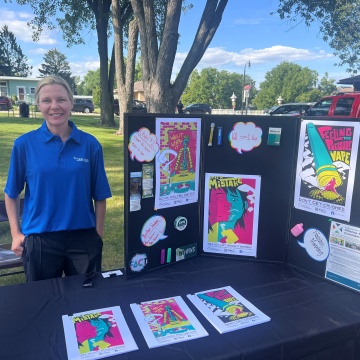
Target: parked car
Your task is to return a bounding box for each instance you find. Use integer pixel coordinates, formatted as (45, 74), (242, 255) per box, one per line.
(305, 92), (360, 118)
(114, 99), (147, 115)
(269, 102), (315, 116)
(183, 103), (212, 114)
(72, 99), (94, 113)
(0, 96), (13, 111)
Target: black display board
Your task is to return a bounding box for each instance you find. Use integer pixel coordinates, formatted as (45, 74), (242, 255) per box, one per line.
(286, 117), (360, 282)
(124, 114), (202, 278)
(124, 114), (300, 279)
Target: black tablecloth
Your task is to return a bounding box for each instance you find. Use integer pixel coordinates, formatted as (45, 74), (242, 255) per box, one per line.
(1, 256), (360, 360)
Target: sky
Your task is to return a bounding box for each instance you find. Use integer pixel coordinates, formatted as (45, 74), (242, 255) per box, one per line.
(0, 0), (352, 90)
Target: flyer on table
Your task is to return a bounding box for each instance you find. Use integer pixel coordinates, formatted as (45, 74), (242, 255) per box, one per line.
(203, 173), (261, 257)
(130, 295), (208, 348)
(62, 306), (138, 360)
(187, 286), (270, 334)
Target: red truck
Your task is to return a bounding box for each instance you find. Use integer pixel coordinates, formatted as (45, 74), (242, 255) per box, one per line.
(306, 92), (360, 118)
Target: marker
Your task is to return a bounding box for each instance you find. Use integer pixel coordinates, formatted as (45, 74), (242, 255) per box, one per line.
(160, 249), (165, 264)
(208, 123), (215, 146)
(217, 126), (223, 146)
(166, 248), (172, 263)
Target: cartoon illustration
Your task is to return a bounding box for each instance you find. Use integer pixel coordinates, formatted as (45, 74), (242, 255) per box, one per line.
(306, 123), (344, 203)
(197, 289), (254, 324)
(155, 119), (201, 209)
(140, 298), (195, 338)
(203, 173), (261, 257)
(294, 120), (360, 221)
(74, 311), (124, 354)
(208, 185), (249, 244)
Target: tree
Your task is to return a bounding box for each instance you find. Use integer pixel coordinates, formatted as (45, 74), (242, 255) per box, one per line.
(182, 67), (256, 109)
(317, 72), (337, 96)
(276, 0), (360, 74)
(17, 0), (116, 127)
(0, 25), (32, 77)
(252, 62), (318, 110)
(131, 0), (228, 113)
(78, 69), (101, 96)
(38, 48), (76, 92)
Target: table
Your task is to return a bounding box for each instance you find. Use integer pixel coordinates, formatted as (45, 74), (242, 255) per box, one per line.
(1, 256), (360, 360)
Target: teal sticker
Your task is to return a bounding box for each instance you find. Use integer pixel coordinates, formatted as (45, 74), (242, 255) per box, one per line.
(268, 127), (281, 146)
(176, 243), (197, 261)
(174, 216), (187, 231)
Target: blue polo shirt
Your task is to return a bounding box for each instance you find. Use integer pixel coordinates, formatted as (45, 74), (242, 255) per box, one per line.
(4, 121), (112, 235)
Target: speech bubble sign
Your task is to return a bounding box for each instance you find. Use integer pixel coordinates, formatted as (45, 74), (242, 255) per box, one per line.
(297, 228), (329, 261)
(141, 215), (167, 247)
(229, 122), (262, 154)
(129, 127), (159, 162)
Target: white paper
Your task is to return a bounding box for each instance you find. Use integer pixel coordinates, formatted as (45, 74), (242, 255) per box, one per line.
(62, 306), (138, 360)
(187, 286), (270, 333)
(130, 295), (208, 348)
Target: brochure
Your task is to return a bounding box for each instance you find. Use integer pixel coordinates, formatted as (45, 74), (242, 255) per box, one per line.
(187, 286), (270, 333)
(130, 295), (208, 348)
(62, 306), (138, 360)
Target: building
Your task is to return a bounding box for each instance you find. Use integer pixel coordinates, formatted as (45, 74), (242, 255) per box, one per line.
(337, 75), (360, 91)
(0, 76), (39, 103)
(114, 80), (145, 101)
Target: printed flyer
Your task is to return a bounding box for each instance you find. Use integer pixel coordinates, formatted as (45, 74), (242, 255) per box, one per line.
(325, 221), (360, 292)
(203, 173), (261, 257)
(130, 295), (208, 348)
(155, 118), (201, 210)
(294, 120), (360, 221)
(62, 306), (138, 360)
(187, 286), (271, 333)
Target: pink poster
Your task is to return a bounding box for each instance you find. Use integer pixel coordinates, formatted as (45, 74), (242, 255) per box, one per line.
(203, 173), (261, 257)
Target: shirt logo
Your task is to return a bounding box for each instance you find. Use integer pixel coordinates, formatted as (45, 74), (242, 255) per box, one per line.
(73, 156), (89, 163)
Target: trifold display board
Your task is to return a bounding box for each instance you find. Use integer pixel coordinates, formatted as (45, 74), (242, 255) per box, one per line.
(124, 114), (360, 292)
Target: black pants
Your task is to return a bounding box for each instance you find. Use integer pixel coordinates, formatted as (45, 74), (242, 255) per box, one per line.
(22, 228), (103, 282)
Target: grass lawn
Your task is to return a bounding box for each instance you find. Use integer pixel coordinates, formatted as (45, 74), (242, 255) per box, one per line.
(0, 112), (124, 286)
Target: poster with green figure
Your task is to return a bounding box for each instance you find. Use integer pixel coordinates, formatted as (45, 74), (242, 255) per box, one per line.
(294, 120), (360, 221)
(155, 118), (201, 210)
(203, 173), (261, 257)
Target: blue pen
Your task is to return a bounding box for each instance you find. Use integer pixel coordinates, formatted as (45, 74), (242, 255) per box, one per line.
(217, 126), (223, 146)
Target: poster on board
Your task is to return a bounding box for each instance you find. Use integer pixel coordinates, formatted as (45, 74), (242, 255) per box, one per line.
(155, 118), (201, 210)
(203, 173), (261, 257)
(294, 120), (360, 222)
(325, 221), (360, 292)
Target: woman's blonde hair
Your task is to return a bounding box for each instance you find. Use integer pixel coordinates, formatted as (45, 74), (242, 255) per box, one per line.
(35, 75), (74, 105)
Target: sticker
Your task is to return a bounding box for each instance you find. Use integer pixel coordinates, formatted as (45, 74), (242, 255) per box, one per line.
(267, 127), (281, 146)
(129, 253), (148, 272)
(297, 228), (329, 261)
(174, 216), (188, 231)
(130, 171), (142, 212)
(176, 243), (197, 261)
(141, 215), (167, 246)
(128, 127), (159, 162)
(229, 122), (262, 154)
(142, 163), (154, 198)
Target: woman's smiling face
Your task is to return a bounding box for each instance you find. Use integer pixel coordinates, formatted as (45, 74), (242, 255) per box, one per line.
(37, 84), (73, 129)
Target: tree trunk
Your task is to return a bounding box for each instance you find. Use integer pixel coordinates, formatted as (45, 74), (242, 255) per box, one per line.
(131, 0), (228, 113)
(95, 0), (117, 127)
(112, 1), (138, 135)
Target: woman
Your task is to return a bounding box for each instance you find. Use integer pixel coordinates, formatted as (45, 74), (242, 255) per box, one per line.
(4, 75), (112, 282)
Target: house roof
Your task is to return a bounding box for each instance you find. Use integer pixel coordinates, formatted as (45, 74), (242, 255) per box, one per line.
(134, 81), (143, 92)
(0, 76), (40, 81)
(337, 75), (360, 85)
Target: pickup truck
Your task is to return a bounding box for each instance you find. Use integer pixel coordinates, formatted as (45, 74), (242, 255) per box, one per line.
(306, 92), (360, 118)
